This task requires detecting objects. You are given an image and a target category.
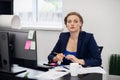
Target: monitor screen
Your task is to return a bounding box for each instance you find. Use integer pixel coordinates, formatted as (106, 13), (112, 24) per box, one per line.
(0, 28), (37, 69)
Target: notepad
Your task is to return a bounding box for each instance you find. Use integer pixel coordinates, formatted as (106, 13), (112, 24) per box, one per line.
(28, 30), (34, 39)
(24, 40), (31, 50)
(30, 41), (35, 50)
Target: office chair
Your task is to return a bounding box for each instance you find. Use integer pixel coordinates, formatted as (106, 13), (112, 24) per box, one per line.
(98, 46), (103, 68)
(98, 46), (103, 54)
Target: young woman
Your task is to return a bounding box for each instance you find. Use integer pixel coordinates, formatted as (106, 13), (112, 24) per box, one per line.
(48, 12), (102, 66)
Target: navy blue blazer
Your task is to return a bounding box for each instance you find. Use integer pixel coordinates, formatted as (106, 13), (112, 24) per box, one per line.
(48, 31), (102, 66)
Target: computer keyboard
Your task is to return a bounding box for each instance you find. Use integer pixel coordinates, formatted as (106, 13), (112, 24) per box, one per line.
(36, 65), (54, 71)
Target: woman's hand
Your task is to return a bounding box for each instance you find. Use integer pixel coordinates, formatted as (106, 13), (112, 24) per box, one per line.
(65, 54), (85, 65)
(53, 53), (64, 62)
(65, 54), (78, 62)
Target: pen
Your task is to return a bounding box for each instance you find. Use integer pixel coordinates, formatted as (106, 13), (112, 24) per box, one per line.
(62, 65), (69, 70)
(56, 70), (67, 72)
(43, 63), (57, 66)
(14, 70), (27, 75)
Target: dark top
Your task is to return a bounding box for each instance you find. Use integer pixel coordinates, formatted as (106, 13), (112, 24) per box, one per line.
(48, 31), (102, 66)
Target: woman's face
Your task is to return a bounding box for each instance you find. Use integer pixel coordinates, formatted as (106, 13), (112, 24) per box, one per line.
(66, 15), (82, 32)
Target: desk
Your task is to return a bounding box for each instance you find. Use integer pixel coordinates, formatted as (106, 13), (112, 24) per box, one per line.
(57, 73), (102, 80)
(0, 72), (102, 80)
(0, 65), (103, 80)
(0, 72), (35, 80)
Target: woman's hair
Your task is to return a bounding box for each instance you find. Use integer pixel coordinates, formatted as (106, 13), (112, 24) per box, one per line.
(64, 12), (84, 25)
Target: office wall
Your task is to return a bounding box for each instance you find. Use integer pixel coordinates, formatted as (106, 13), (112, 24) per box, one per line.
(62, 0), (120, 80)
(37, 0), (120, 80)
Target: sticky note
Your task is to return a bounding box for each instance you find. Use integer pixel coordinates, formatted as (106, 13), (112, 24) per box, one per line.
(24, 40), (31, 50)
(28, 30), (34, 39)
(30, 41), (35, 50)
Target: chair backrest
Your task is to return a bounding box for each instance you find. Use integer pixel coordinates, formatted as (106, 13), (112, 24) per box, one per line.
(98, 46), (103, 68)
(98, 46), (103, 54)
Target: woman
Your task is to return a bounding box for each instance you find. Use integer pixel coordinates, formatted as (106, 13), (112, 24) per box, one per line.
(48, 12), (102, 66)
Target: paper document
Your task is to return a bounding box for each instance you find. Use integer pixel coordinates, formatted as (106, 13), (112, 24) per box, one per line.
(35, 66), (106, 80)
(12, 64), (43, 78)
(79, 67), (106, 74)
(28, 30), (34, 39)
(30, 41), (35, 50)
(35, 66), (69, 80)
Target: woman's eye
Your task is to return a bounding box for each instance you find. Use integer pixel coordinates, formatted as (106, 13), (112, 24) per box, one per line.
(67, 20), (71, 23)
(67, 20), (79, 23)
(74, 20), (78, 23)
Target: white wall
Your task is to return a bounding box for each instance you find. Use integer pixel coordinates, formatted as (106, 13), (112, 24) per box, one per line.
(37, 0), (120, 80)
(37, 30), (61, 62)
(62, 0), (120, 80)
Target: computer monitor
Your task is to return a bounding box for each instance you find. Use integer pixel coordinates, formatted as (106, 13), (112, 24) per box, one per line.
(0, 31), (11, 73)
(0, 28), (37, 69)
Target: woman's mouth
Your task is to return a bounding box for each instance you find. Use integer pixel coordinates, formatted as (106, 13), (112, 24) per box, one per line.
(70, 27), (75, 29)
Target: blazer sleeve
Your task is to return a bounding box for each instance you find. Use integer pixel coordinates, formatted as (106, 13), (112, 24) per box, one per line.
(83, 34), (102, 66)
(47, 33), (63, 63)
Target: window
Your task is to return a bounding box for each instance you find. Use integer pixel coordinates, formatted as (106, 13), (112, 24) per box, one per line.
(14, 0), (62, 30)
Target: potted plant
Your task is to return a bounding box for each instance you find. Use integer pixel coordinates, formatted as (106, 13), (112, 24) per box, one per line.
(109, 54), (120, 80)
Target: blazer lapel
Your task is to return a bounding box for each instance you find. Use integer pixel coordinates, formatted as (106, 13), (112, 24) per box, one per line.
(77, 31), (86, 58)
(62, 33), (70, 52)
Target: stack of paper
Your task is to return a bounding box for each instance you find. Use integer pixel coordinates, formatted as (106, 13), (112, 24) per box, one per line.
(34, 66), (106, 80)
(79, 67), (106, 74)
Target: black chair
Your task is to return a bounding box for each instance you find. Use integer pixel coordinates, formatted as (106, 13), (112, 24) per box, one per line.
(98, 46), (103, 68)
(98, 46), (103, 54)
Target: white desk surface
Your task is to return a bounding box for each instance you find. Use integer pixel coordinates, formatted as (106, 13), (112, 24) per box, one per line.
(11, 64), (43, 79)
(11, 64), (106, 80)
